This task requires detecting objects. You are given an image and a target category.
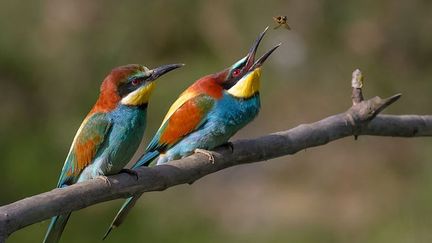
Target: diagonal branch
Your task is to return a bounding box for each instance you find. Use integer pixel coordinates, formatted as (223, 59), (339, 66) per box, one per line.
(0, 70), (431, 239)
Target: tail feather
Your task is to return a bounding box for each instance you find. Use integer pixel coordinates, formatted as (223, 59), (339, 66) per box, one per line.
(102, 195), (141, 240)
(132, 150), (159, 169)
(103, 151), (159, 240)
(43, 213), (72, 243)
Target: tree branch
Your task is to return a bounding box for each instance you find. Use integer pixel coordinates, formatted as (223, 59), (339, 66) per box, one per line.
(0, 70), (431, 239)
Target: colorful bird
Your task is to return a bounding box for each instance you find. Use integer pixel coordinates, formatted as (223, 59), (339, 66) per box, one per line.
(103, 27), (280, 239)
(43, 63), (183, 243)
(273, 15), (291, 30)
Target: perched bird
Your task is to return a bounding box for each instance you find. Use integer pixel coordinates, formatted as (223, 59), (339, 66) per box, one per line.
(43, 63), (183, 243)
(103, 27), (280, 239)
(273, 16), (291, 30)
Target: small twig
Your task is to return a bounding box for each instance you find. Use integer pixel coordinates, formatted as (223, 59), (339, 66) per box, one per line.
(351, 69), (364, 105)
(348, 69), (402, 139)
(372, 94), (402, 117)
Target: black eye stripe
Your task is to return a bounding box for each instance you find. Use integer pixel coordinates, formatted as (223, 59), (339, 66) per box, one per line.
(222, 62), (247, 90)
(118, 77), (147, 97)
(128, 75), (146, 82)
(229, 64), (246, 77)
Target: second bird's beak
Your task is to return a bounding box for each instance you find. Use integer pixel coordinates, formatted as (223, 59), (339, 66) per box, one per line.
(244, 27), (281, 71)
(226, 28), (281, 99)
(148, 63), (185, 81)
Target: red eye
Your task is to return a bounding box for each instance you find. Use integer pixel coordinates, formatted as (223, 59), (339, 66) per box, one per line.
(132, 79), (140, 86)
(232, 69), (241, 77)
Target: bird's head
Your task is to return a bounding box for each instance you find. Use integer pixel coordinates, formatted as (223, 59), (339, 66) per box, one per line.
(215, 27), (280, 99)
(95, 63), (183, 112)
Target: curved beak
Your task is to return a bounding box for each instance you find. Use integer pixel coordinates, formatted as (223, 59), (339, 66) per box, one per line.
(244, 27), (280, 71)
(149, 63), (185, 81)
(251, 43), (281, 69)
(245, 27), (268, 69)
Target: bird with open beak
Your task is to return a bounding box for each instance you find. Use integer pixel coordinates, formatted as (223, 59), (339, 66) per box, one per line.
(103, 27), (281, 239)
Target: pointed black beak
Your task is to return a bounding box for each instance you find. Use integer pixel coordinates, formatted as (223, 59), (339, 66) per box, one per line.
(244, 27), (280, 71)
(245, 27), (269, 70)
(251, 43), (281, 69)
(149, 63), (185, 81)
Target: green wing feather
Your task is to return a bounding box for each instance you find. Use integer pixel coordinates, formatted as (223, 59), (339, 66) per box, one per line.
(57, 112), (112, 187)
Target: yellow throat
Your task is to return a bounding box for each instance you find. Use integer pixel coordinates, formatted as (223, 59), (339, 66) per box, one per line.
(227, 68), (261, 98)
(121, 82), (156, 106)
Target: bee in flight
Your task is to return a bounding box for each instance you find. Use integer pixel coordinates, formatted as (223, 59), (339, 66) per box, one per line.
(273, 16), (291, 30)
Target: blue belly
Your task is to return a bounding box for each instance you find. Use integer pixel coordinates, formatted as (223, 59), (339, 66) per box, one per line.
(158, 93), (260, 163)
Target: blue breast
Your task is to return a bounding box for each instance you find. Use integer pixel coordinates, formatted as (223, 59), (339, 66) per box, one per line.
(101, 105), (147, 172)
(211, 92), (261, 131)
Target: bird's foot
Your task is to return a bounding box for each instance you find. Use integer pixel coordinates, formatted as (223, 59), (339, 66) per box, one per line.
(96, 175), (111, 186)
(194, 149), (215, 164)
(120, 168), (139, 180)
(222, 142), (234, 153)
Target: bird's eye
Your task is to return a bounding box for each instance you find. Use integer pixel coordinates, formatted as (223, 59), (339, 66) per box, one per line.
(131, 78), (140, 86)
(232, 69), (241, 77)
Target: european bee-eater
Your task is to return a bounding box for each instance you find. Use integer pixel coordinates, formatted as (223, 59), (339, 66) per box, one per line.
(43, 63), (183, 243)
(103, 27), (280, 239)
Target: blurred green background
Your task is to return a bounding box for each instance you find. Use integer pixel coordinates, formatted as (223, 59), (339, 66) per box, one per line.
(1, 0), (432, 242)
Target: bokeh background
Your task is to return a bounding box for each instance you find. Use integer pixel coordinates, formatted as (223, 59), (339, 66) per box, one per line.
(1, 0), (432, 242)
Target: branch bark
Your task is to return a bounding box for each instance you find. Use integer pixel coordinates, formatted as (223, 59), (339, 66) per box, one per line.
(0, 70), (431, 239)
